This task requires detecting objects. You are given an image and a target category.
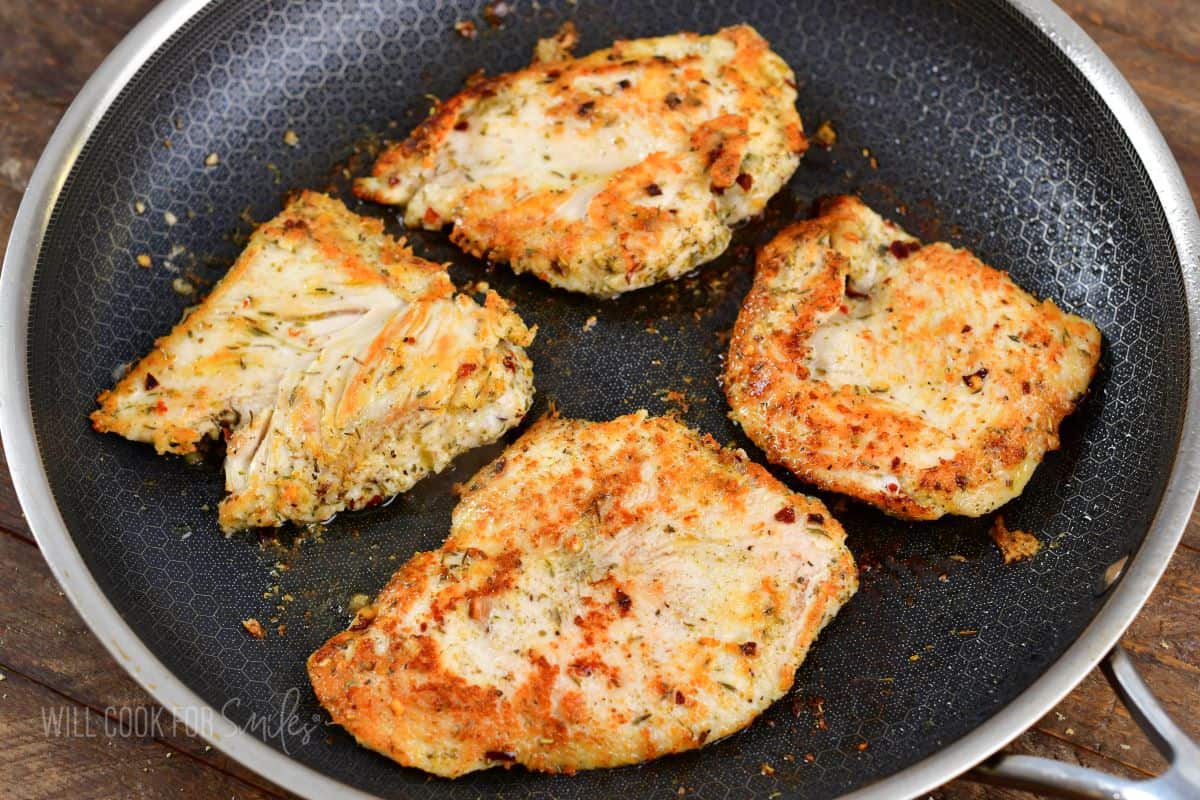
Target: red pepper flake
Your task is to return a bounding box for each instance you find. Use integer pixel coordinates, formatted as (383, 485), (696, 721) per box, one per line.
(774, 506), (796, 523)
(348, 605), (377, 631)
(423, 207), (440, 225)
(617, 79), (631, 90)
(485, 750), (517, 762)
(453, 120), (470, 131)
(962, 367), (988, 393)
(502, 355), (516, 372)
(675, 690), (686, 705)
(961, 324), (973, 333)
(615, 588), (632, 614)
(887, 482), (899, 493)
(735, 172), (754, 191)
(1021, 380), (1031, 395)
(697, 729), (709, 744)
(740, 641), (758, 657)
(468, 595), (492, 622)
(645, 183), (662, 197)
(889, 240), (920, 259)
(144, 373), (159, 390)
(387, 175), (401, 186)
(155, 399), (168, 414)
(364, 495), (385, 508)
(457, 362), (478, 378)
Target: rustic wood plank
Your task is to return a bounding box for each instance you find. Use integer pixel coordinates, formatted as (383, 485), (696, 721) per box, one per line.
(0, 529), (161, 709)
(0, 1), (160, 104)
(0, 80), (54, 248)
(0, 669), (283, 800)
(1184, 506), (1200, 554)
(0, 0), (159, 245)
(931, 728), (1146, 799)
(0, 445), (35, 543)
(0, 528), (298, 798)
(1058, 0), (1200, 62)
(1123, 541), (1200, 684)
(1033, 544), (1200, 772)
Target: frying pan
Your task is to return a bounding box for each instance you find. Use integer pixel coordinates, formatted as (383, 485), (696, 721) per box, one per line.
(2, 1), (1199, 798)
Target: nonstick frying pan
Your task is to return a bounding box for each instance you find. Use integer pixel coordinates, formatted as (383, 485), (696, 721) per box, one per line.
(2, 1), (1199, 798)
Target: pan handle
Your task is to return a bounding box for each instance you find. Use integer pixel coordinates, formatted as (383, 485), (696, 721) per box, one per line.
(967, 647), (1200, 800)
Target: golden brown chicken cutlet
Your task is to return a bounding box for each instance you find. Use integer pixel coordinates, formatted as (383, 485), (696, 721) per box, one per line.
(91, 191), (535, 532)
(724, 196), (1101, 520)
(356, 24), (806, 297)
(308, 412), (856, 777)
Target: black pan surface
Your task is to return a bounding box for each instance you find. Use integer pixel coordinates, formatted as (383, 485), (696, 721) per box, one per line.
(26, 0), (1188, 797)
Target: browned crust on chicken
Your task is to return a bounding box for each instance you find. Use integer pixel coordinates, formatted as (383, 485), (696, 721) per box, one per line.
(355, 25), (806, 297)
(92, 191), (535, 531)
(724, 196), (1101, 519)
(309, 412), (856, 777)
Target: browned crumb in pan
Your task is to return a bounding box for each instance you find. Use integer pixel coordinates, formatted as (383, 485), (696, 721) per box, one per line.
(241, 618), (266, 639)
(989, 515), (1041, 564)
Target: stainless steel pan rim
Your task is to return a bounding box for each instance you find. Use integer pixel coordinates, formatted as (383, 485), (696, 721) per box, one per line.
(1, 1), (1196, 798)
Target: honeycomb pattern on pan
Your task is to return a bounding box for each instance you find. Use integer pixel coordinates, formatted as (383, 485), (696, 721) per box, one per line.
(24, 0), (1187, 797)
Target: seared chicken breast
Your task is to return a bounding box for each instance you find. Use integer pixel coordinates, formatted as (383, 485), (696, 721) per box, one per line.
(725, 196), (1101, 520)
(308, 412), (856, 777)
(356, 24), (806, 297)
(92, 191), (535, 532)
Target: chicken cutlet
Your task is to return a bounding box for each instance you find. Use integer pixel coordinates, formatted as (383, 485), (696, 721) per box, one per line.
(355, 24), (806, 297)
(724, 196), (1101, 520)
(308, 412), (856, 777)
(92, 191), (535, 532)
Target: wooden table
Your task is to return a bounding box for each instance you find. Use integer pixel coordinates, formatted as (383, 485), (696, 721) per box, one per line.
(0, 2), (1196, 797)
